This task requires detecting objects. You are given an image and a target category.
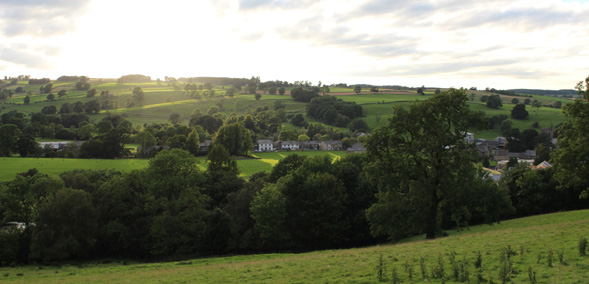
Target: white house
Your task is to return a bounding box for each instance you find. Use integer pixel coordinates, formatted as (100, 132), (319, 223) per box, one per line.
(465, 132), (475, 144)
(38, 141), (70, 151)
(281, 141), (299, 150)
(257, 139), (274, 152)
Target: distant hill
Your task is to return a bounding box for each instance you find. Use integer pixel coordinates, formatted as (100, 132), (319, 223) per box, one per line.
(509, 89), (578, 97)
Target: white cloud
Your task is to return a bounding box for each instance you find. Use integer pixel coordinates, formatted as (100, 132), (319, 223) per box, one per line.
(1, 0), (588, 89)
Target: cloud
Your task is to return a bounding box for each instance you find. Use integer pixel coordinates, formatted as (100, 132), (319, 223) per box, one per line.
(0, 0), (91, 37)
(0, 44), (58, 69)
(238, 0), (317, 10)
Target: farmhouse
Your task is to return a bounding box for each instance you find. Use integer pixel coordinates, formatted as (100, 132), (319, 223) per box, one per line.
(281, 141), (299, 150)
(257, 139), (274, 152)
(38, 141), (71, 151)
(199, 140), (212, 153)
(347, 143), (366, 153)
(300, 141), (320, 150)
(320, 141), (343, 151)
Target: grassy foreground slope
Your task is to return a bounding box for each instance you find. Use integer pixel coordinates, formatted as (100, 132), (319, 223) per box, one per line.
(2, 210), (589, 283)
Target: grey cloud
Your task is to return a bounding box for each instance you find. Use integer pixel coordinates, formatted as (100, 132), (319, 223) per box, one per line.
(356, 0), (588, 31)
(341, 59), (542, 79)
(277, 16), (421, 58)
(0, 0), (91, 37)
(450, 7), (584, 31)
(384, 59), (518, 76)
(0, 45), (57, 69)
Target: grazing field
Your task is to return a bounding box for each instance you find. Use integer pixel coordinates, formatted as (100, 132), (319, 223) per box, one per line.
(0, 151), (349, 181)
(2, 209), (588, 283)
(467, 102), (568, 140)
(0, 157), (151, 181)
(0, 79), (571, 141)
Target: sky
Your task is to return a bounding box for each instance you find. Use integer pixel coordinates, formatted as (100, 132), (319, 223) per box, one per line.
(0, 0), (588, 90)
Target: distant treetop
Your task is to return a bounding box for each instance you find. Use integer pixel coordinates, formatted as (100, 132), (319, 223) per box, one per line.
(117, 74), (152, 84)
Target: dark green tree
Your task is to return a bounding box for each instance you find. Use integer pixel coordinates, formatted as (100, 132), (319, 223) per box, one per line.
(207, 144), (239, 174)
(552, 76), (589, 198)
(132, 87), (145, 100)
(213, 122), (253, 156)
(365, 89), (486, 239)
(30, 188), (97, 261)
(486, 94), (503, 109)
(0, 124), (22, 156)
(354, 85), (362, 94)
(168, 113), (182, 126)
(185, 130), (200, 156)
(511, 104), (529, 119)
(17, 134), (38, 157)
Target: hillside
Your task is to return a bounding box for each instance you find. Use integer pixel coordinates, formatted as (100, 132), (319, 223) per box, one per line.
(1, 79), (571, 133)
(2, 209), (589, 283)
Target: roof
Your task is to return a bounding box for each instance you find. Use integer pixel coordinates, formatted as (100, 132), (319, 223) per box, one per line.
(282, 141), (299, 145)
(348, 143), (366, 151)
(258, 139), (273, 144)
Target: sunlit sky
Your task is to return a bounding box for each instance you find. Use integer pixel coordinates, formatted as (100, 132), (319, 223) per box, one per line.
(1, 0), (588, 89)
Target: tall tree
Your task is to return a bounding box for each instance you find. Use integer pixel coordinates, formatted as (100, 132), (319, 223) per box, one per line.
(552, 76), (589, 198)
(168, 113), (182, 126)
(0, 124), (22, 156)
(207, 144), (239, 174)
(353, 85), (361, 95)
(213, 122), (253, 156)
(365, 89), (486, 239)
(132, 87), (145, 100)
(486, 94), (503, 109)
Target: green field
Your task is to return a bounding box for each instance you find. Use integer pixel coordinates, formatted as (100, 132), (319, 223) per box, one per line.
(2, 209), (588, 283)
(0, 151), (349, 181)
(1, 80), (572, 141)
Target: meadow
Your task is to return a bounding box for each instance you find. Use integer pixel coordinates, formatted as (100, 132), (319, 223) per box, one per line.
(2, 209), (588, 283)
(1, 79), (571, 140)
(0, 151), (349, 181)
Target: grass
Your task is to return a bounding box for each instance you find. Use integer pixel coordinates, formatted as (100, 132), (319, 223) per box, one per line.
(0, 151), (348, 182)
(2, 209), (589, 283)
(0, 157), (151, 181)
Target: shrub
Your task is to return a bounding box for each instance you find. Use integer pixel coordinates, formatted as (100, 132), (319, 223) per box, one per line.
(375, 253), (386, 282)
(528, 266), (536, 283)
(547, 249), (554, 267)
(431, 254), (445, 279)
(420, 256), (428, 280)
(474, 251), (482, 268)
(579, 237), (587, 256)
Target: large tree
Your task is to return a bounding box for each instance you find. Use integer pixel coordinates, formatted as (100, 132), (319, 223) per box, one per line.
(213, 122), (253, 156)
(486, 94), (503, 109)
(365, 89), (487, 239)
(0, 124), (22, 156)
(552, 76), (589, 198)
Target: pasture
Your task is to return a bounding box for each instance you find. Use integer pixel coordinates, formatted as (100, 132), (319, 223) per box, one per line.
(2, 209), (588, 283)
(0, 79), (572, 141)
(0, 151), (349, 182)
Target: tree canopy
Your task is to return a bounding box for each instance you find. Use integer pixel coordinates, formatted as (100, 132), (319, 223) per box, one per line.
(365, 88), (490, 240)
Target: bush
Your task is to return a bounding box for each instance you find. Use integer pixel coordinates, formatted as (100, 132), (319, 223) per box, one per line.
(579, 237), (587, 256)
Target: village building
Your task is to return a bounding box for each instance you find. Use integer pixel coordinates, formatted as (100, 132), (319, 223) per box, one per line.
(257, 139), (274, 152)
(347, 143), (367, 153)
(300, 141), (320, 150)
(281, 141), (300, 150)
(320, 140), (343, 151)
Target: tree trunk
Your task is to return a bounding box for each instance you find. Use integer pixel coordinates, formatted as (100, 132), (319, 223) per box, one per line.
(425, 187), (439, 240)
